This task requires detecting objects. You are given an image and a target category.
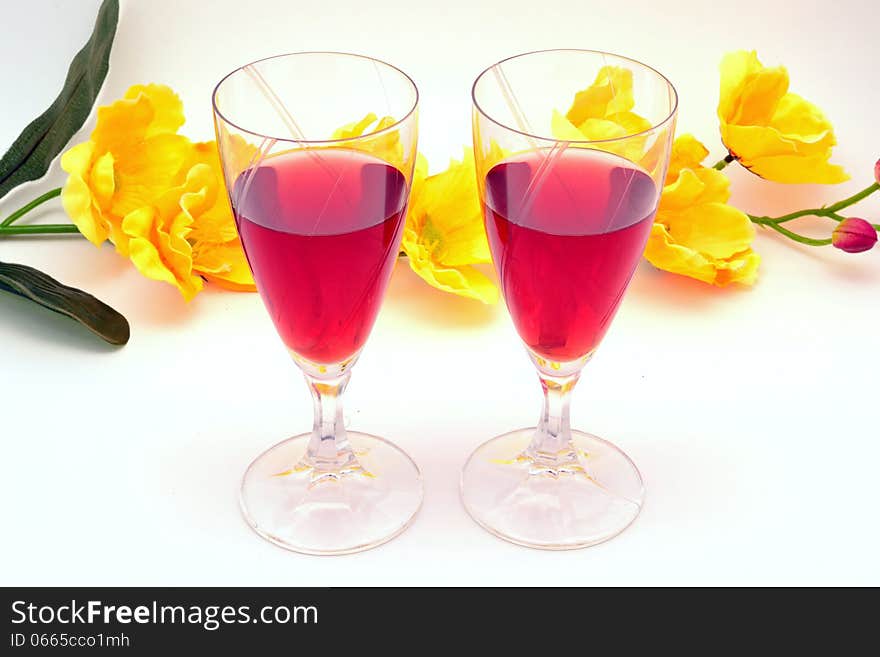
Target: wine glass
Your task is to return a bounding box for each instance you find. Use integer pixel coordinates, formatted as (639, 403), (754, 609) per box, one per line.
(212, 52), (422, 555)
(464, 49), (678, 549)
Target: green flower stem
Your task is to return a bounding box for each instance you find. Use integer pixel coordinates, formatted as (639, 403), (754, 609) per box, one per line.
(825, 210), (880, 229)
(0, 224), (81, 236)
(755, 221), (832, 247)
(0, 187), (63, 227)
(826, 182), (880, 213)
(712, 154), (735, 171)
(0, 186), (83, 237)
(748, 183), (880, 233)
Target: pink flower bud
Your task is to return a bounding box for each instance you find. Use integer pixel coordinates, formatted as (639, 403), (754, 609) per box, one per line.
(832, 217), (878, 253)
(875, 159), (880, 185)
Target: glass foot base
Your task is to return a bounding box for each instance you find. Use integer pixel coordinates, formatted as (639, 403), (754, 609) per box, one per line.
(240, 432), (423, 555)
(460, 428), (644, 550)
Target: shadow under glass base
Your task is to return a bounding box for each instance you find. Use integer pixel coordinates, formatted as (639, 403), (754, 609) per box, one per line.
(460, 428), (644, 550)
(240, 432), (423, 555)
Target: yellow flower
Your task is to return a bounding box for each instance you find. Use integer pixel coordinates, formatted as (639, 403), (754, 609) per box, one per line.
(122, 168), (204, 301)
(331, 112), (404, 167)
(644, 135), (760, 286)
(551, 66), (654, 163)
(402, 149), (499, 303)
(183, 142), (255, 292)
(61, 84), (192, 254)
(61, 84), (255, 299)
(120, 147), (255, 301)
(718, 50), (848, 184)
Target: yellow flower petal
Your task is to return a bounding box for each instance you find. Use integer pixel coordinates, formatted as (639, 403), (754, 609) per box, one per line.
(90, 84), (184, 156)
(645, 223), (719, 285)
(645, 223), (760, 287)
(331, 113), (379, 140)
(659, 202), (755, 260)
(123, 84), (186, 138)
(411, 150), (491, 265)
(665, 133), (710, 182)
(721, 124), (848, 183)
(715, 250), (760, 286)
(89, 151), (115, 209)
(575, 118), (629, 141)
(191, 239), (256, 291)
(60, 142), (109, 246)
(771, 93), (835, 144)
(645, 135), (760, 287)
(718, 50), (847, 183)
(412, 152), (429, 187)
(401, 148), (499, 302)
(181, 144), (257, 291)
(604, 111), (652, 136)
(554, 67), (653, 162)
(739, 153), (848, 184)
(566, 66), (635, 125)
(328, 113), (404, 167)
(551, 110), (587, 141)
(719, 51), (787, 124)
(110, 133), (193, 217)
(90, 93), (154, 155)
(722, 54), (788, 126)
(404, 233), (499, 304)
(123, 206), (202, 301)
(214, 128), (261, 184)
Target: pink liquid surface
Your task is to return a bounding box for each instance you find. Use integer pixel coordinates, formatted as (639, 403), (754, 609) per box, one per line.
(232, 149), (407, 364)
(483, 148), (658, 362)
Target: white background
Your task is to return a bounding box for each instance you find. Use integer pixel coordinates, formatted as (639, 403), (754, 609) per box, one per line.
(1, 0), (878, 586)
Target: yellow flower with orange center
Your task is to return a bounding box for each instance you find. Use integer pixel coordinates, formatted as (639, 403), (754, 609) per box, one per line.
(644, 135), (760, 286)
(718, 50), (848, 184)
(60, 84), (254, 299)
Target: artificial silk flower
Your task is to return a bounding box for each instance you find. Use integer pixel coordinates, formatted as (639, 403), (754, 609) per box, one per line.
(61, 84), (256, 300)
(644, 134), (760, 286)
(61, 84), (192, 254)
(122, 170), (204, 301)
(717, 50), (848, 184)
(121, 151), (259, 301)
(183, 141), (255, 291)
(331, 112), (404, 166)
(565, 66), (639, 125)
(401, 149), (499, 304)
(551, 66), (653, 162)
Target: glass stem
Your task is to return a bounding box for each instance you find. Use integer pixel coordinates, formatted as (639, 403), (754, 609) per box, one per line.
(525, 371), (580, 471)
(303, 371), (359, 475)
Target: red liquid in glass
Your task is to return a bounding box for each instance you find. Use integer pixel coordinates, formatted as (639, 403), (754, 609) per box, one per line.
(483, 148), (658, 362)
(232, 149), (407, 364)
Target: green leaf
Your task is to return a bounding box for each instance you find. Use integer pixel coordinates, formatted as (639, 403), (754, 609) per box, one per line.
(0, 261), (129, 345)
(0, 0), (119, 199)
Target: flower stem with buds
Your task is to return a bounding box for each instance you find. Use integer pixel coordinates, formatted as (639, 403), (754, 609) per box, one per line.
(746, 182), (880, 247)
